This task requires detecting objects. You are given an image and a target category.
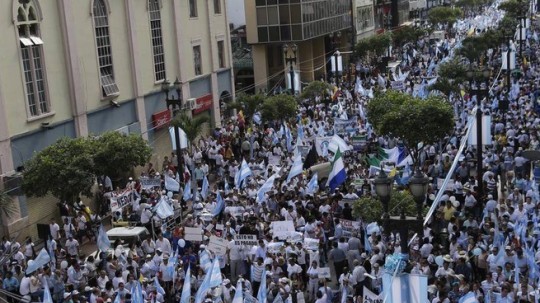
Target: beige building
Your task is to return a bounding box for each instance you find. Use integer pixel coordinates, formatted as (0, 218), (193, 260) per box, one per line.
(354, 0), (376, 40)
(0, 0), (234, 240)
(244, 0), (354, 93)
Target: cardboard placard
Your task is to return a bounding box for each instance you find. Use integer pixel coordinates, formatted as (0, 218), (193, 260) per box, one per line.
(339, 219), (362, 235)
(224, 206), (245, 217)
(139, 177), (161, 189)
(271, 221), (296, 240)
(184, 227), (203, 242)
(207, 235), (228, 256)
(363, 287), (383, 303)
(267, 242), (284, 253)
(234, 234), (258, 247)
(303, 238), (319, 251)
(268, 155), (281, 166)
(317, 267), (331, 279)
(110, 191), (137, 212)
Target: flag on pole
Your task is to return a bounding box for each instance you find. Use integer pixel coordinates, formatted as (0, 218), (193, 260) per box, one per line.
(303, 144), (318, 169)
(232, 280), (243, 303)
(213, 192), (225, 216)
(209, 258), (222, 287)
(97, 224), (111, 253)
(200, 250), (212, 273)
(382, 273), (410, 303)
(26, 248), (51, 274)
(180, 265), (191, 303)
(364, 227), (372, 253)
(257, 269), (267, 303)
(155, 196), (175, 218)
(286, 153), (304, 183)
(201, 176), (209, 200)
(408, 274), (428, 303)
(154, 277), (166, 295)
(326, 148), (347, 191)
(305, 173), (319, 195)
(458, 292), (479, 303)
(194, 269), (211, 303)
(131, 281), (144, 303)
(183, 180), (193, 201)
(236, 159), (253, 188)
(43, 281), (53, 303)
(165, 174), (180, 192)
(257, 174), (277, 203)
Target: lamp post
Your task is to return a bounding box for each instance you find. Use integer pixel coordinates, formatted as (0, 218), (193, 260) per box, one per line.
(161, 77), (183, 170)
(466, 67), (490, 201)
(503, 35), (513, 90)
(329, 31), (342, 85)
(283, 44), (297, 95)
(384, 13), (393, 31)
(374, 168), (428, 255)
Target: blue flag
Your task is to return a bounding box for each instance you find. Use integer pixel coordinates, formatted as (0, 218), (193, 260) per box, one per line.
(180, 265), (191, 303)
(213, 192), (225, 216)
(130, 281), (144, 303)
(201, 176), (209, 200)
(26, 248), (51, 274)
(43, 281), (53, 303)
(305, 172), (318, 195)
(154, 276), (166, 295)
(364, 227), (372, 253)
(97, 224), (111, 253)
(183, 180), (193, 201)
(257, 269), (267, 303)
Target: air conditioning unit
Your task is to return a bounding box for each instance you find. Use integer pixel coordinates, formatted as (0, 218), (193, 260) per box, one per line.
(185, 98), (196, 110)
(3, 174), (23, 196)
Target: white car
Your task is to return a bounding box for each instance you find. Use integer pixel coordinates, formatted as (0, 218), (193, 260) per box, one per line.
(86, 226), (150, 262)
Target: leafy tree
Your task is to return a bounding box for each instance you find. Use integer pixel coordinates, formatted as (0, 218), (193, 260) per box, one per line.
(92, 132), (153, 181)
(457, 36), (489, 63)
(22, 137), (96, 203)
(498, 0), (528, 18)
(260, 94), (298, 122)
(427, 7), (463, 28)
(352, 190), (427, 223)
(392, 26), (428, 47)
(300, 81), (332, 101)
(227, 93), (266, 123)
(171, 113), (210, 151)
(429, 77), (461, 97)
(355, 32), (392, 59)
(366, 92), (454, 169)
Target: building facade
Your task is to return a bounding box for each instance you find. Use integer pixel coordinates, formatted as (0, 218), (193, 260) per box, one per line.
(0, 0), (234, 239)
(244, 0), (353, 93)
(354, 0), (376, 40)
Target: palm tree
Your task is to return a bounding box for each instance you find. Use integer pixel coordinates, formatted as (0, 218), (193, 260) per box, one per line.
(170, 113), (210, 152)
(0, 190), (17, 221)
(226, 93), (265, 123)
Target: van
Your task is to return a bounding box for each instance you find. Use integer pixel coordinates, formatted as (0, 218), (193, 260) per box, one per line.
(106, 226), (150, 245)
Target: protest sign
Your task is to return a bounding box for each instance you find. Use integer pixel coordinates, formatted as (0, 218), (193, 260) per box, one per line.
(333, 117), (358, 135)
(215, 224), (224, 230)
(339, 219), (362, 235)
(110, 191), (136, 212)
(224, 206), (245, 217)
(437, 178), (455, 190)
(315, 136), (332, 156)
(304, 238), (319, 251)
(234, 234), (258, 247)
(363, 287), (382, 303)
(139, 177), (161, 190)
(391, 81), (405, 90)
(267, 242), (284, 253)
(271, 221), (295, 239)
(351, 135), (368, 151)
(207, 236), (228, 256)
(184, 227), (203, 242)
(317, 267), (331, 279)
(268, 155), (281, 166)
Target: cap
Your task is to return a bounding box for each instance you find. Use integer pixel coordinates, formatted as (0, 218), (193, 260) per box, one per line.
(223, 279), (231, 285)
(64, 293), (71, 299)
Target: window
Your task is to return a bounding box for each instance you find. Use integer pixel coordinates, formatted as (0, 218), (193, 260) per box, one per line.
(189, 0), (198, 18)
(217, 40), (225, 68)
(93, 0), (119, 97)
(16, 1), (50, 117)
(214, 0), (221, 14)
(193, 45), (202, 75)
(149, 0), (165, 82)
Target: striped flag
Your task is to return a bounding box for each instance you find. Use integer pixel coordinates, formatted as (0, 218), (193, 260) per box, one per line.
(97, 224), (111, 253)
(236, 159), (252, 188)
(257, 174), (277, 203)
(183, 180), (193, 201)
(165, 174), (180, 192)
(194, 269), (211, 303)
(326, 148), (347, 191)
(201, 176), (209, 200)
(26, 248), (51, 274)
(232, 280), (243, 303)
(180, 265), (191, 303)
(131, 281), (144, 303)
(286, 153), (303, 183)
(408, 274), (428, 303)
(382, 273), (410, 303)
(209, 258), (222, 288)
(364, 227), (372, 253)
(43, 281), (53, 303)
(458, 292), (478, 303)
(213, 192), (225, 216)
(305, 173), (318, 195)
(257, 269), (267, 303)
(199, 250), (212, 273)
(154, 277), (165, 295)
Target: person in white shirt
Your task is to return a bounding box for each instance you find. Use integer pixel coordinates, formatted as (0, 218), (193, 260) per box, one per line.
(49, 219), (60, 240)
(141, 238), (155, 255)
(65, 236), (79, 258)
(155, 234), (171, 255)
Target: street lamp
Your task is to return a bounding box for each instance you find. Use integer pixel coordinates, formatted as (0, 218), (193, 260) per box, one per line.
(384, 13), (392, 31)
(409, 169), (429, 221)
(466, 67), (491, 201)
(161, 77), (183, 171)
(283, 44), (297, 95)
(329, 32), (342, 85)
(374, 169), (392, 220)
(503, 34), (513, 90)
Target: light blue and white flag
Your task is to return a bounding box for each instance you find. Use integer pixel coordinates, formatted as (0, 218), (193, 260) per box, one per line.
(305, 173), (318, 195)
(327, 148), (347, 191)
(232, 280), (243, 303)
(236, 159), (252, 188)
(382, 273), (410, 303)
(131, 281), (144, 303)
(180, 265), (191, 303)
(200, 250), (212, 273)
(286, 153), (303, 183)
(364, 227), (372, 253)
(43, 281), (53, 303)
(194, 269), (211, 303)
(209, 258), (222, 288)
(114, 291), (121, 303)
(224, 181), (231, 194)
(183, 180), (193, 201)
(155, 196), (174, 219)
(285, 124), (293, 152)
(408, 274), (428, 303)
(26, 248), (51, 274)
(257, 269), (267, 303)
(97, 224), (111, 253)
(201, 176), (209, 200)
(165, 174), (180, 192)
(297, 123), (304, 140)
(154, 276), (166, 295)
(458, 291), (478, 303)
(329, 135), (352, 153)
(213, 192), (225, 216)
(257, 174), (277, 203)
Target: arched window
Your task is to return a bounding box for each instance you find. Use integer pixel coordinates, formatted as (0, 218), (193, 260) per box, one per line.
(15, 0), (50, 117)
(148, 0), (166, 82)
(93, 0), (119, 97)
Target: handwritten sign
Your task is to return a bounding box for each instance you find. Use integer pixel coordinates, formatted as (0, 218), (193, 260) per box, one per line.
(207, 236), (228, 256)
(224, 206), (245, 217)
(267, 242), (284, 253)
(304, 238), (319, 251)
(110, 191), (136, 212)
(363, 287), (382, 303)
(139, 177), (161, 190)
(318, 267), (331, 279)
(184, 227), (203, 242)
(339, 219), (362, 236)
(271, 221), (296, 240)
(268, 155), (281, 166)
(234, 234), (258, 247)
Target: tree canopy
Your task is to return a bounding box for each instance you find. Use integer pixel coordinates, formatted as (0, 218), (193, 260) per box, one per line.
(171, 113), (210, 150)
(355, 32), (392, 59)
(366, 92), (454, 169)
(392, 26), (428, 47)
(260, 94), (298, 122)
(227, 93), (266, 123)
(300, 81), (332, 101)
(427, 7), (463, 27)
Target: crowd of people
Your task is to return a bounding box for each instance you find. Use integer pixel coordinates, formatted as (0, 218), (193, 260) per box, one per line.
(3, 0), (540, 303)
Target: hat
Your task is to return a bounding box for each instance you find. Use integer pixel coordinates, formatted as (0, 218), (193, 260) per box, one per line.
(156, 248), (162, 252)
(458, 251), (468, 259)
(505, 245), (512, 250)
(72, 290), (79, 296)
(223, 279), (231, 285)
(373, 263), (380, 268)
(84, 286), (92, 292)
(443, 255), (453, 263)
(146, 254), (152, 259)
(361, 253), (367, 259)
(63, 293), (71, 299)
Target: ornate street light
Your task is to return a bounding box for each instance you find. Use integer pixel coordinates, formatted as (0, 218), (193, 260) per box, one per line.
(409, 169), (429, 220)
(374, 169), (392, 219)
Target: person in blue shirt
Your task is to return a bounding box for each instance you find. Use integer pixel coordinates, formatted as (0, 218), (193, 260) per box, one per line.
(3, 271), (19, 303)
